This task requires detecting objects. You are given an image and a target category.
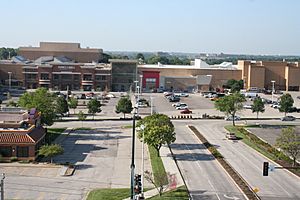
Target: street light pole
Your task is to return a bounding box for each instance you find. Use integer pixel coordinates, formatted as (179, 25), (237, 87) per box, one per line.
(1, 173), (5, 200)
(140, 124), (145, 198)
(150, 96), (154, 115)
(8, 72), (12, 91)
(130, 107), (137, 200)
(271, 80), (275, 103)
(140, 75), (143, 95)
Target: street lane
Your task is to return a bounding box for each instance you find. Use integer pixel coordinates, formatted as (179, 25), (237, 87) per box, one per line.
(184, 120), (300, 200)
(171, 121), (246, 200)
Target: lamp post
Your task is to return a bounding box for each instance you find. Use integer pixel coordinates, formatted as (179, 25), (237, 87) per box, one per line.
(140, 124), (145, 198)
(130, 107), (138, 200)
(150, 96), (154, 115)
(8, 72), (12, 91)
(140, 75), (143, 95)
(271, 80), (275, 103)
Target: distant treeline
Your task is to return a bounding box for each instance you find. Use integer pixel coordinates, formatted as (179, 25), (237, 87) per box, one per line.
(0, 48), (18, 60)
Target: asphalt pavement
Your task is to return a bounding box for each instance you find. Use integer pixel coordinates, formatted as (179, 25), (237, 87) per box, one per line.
(171, 121), (246, 200)
(186, 120), (300, 200)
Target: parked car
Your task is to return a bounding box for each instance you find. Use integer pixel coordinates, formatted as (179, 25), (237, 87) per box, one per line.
(137, 102), (147, 108)
(80, 94), (86, 99)
(175, 93), (189, 97)
(169, 96), (180, 102)
(106, 93), (116, 98)
(226, 132), (237, 140)
(225, 116), (241, 121)
(164, 92), (173, 97)
(280, 116), (296, 121)
(176, 104), (188, 110)
(243, 104), (253, 109)
(172, 102), (183, 107)
(180, 108), (192, 114)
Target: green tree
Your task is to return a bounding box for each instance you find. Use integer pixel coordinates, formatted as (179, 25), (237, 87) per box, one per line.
(56, 96), (69, 118)
(226, 79), (244, 92)
(77, 111), (86, 121)
(136, 53), (145, 63)
(115, 97), (133, 119)
(18, 88), (56, 126)
(38, 144), (64, 163)
(68, 97), (78, 114)
(6, 100), (18, 107)
(252, 97), (265, 119)
(87, 99), (101, 119)
(215, 92), (246, 126)
(137, 114), (175, 157)
(279, 93), (294, 116)
(276, 127), (300, 166)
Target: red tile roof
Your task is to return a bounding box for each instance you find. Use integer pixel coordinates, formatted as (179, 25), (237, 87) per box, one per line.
(0, 127), (45, 144)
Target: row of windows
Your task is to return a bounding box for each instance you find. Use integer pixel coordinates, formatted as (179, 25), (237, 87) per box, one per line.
(26, 74), (108, 81)
(0, 146), (29, 157)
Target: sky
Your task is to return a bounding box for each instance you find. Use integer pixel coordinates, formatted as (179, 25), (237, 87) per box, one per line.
(0, 0), (300, 55)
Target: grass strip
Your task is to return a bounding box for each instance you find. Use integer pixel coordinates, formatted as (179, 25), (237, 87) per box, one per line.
(148, 185), (189, 200)
(74, 127), (93, 130)
(46, 128), (66, 144)
(148, 146), (168, 185)
(226, 125), (300, 176)
(87, 188), (130, 200)
(188, 126), (259, 200)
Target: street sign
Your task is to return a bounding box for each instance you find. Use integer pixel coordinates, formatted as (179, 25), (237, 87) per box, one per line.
(269, 164), (275, 172)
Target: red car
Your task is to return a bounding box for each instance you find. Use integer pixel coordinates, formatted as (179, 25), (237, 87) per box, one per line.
(180, 109), (192, 114)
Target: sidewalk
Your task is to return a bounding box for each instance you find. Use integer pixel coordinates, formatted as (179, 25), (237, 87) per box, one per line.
(123, 145), (184, 200)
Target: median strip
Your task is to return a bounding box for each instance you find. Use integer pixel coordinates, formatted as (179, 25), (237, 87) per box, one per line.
(188, 125), (260, 200)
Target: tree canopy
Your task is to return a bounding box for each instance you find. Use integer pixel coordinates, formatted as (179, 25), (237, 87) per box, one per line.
(56, 96), (69, 118)
(87, 99), (101, 119)
(18, 88), (57, 126)
(225, 79), (244, 92)
(279, 93), (294, 116)
(252, 97), (265, 119)
(115, 97), (133, 118)
(0, 48), (18, 59)
(137, 114), (175, 156)
(276, 127), (300, 166)
(215, 92), (245, 126)
(68, 97), (78, 114)
(38, 144), (64, 163)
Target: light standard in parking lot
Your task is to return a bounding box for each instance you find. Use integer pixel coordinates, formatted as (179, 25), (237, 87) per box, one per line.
(271, 80), (276, 103)
(140, 75), (143, 95)
(130, 107), (138, 200)
(8, 72), (12, 91)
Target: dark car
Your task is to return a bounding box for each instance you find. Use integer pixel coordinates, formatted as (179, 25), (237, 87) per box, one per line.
(280, 116), (296, 121)
(180, 108), (192, 114)
(169, 96), (180, 102)
(80, 94), (86, 99)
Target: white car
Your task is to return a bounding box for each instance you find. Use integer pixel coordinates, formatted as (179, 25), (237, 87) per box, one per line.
(172, 102), (183, 107)
(174, 93), (189, 97)
(106, 93), (116, 98)
(225, 116), (241, 121)
(175, 104), (188, 110)
(243, 104), (253, 109)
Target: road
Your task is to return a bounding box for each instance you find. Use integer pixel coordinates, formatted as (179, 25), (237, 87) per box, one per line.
(171, 121), (246, 200)
(185, 120), (300, 200)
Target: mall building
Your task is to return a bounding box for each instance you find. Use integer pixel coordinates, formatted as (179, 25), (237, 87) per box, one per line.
(1, 42), (300, 92)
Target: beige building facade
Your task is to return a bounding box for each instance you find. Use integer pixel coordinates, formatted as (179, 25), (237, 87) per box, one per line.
(19, 42), (103, 63)
(237, 60), (300, 91)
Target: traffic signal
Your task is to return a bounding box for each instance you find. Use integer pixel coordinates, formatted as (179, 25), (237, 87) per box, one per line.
(263, 162), (269, 176)
(134, 174), (142, 194)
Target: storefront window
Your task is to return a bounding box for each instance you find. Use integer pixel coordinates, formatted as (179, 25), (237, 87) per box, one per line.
(17, 146), (29, 157)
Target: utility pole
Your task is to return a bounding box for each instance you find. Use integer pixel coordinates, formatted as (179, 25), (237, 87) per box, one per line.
(130, 108), (137, 200)
(1, 173), (5, 200)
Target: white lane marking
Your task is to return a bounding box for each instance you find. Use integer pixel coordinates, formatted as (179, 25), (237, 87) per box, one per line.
(224, 194), (240, 200)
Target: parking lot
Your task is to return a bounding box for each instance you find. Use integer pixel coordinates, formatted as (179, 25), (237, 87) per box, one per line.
(2, 124), (151, 200)
(140, 91), (300, 120)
